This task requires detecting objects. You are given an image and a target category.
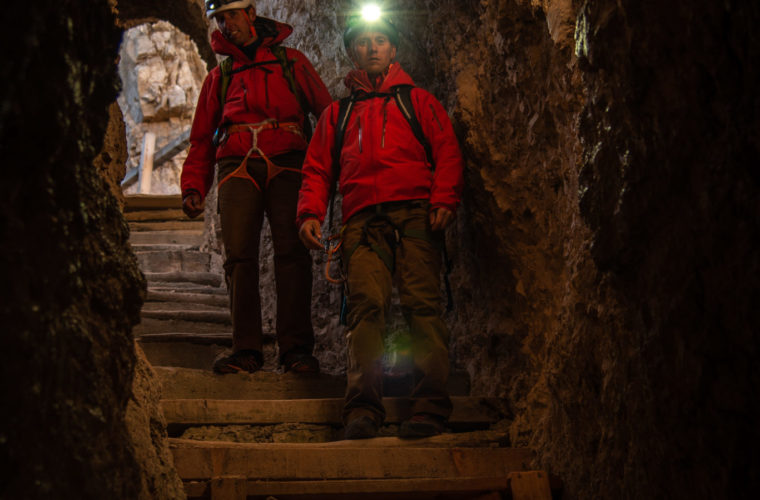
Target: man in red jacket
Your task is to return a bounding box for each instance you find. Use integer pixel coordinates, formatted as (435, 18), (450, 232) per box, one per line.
(297, 10), (464, 439)
(181, 0), (332, 375)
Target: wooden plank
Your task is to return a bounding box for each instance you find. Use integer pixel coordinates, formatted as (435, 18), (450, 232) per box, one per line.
(185, 478), (508, 500)
(508, 471), (552, 500)
(169, 439), (533, 481)
(138, 132), (156, 194)
(247, 477), (508, 496)
(161, 397), (503, 426)
(155, 367), (347, 400)
(210, 476), (246, 500)
(125, 194), (184, 210)
(153, 128), (191, 166)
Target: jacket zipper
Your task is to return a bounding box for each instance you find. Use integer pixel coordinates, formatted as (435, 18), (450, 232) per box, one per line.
(264, 72), (270, 108)
(382, 97), (390, 148)
(358, 116), (363, 153)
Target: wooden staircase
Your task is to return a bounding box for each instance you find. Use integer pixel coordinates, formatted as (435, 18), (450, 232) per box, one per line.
(126, 194), (559, 500)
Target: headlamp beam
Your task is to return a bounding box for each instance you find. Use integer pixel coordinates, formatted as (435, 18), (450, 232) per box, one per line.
(361, 4), (382, 22)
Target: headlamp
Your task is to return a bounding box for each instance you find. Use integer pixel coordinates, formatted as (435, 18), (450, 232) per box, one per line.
(361, 4), (382, 22)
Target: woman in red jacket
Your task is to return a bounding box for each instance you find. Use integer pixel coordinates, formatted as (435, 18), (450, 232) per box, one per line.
(297, 11), (464, 439)
(181, 0), (332, 375)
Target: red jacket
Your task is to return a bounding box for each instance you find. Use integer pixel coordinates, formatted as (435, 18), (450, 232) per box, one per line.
(297, 63), (463, 224)
(181, 19), (332, 200)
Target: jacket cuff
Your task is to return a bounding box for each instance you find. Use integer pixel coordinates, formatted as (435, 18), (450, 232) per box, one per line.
(296, 213), (319, 227)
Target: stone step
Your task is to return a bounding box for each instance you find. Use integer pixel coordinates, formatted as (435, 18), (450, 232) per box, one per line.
(133, 317), (232, 337)
(148, 283), (228, 295)
(129, 230), (204, 246)
(144, 271), (223, 287)
(130, 220), (205, 232)
(125, 208), (190, 222)
(162, 397), (505, 426)
(147, 290), (229, 308)
(170, 438), (533, 483)
(141, 301), (228, 314)
(155, 367), (471, 400)
(140, 308), (231, 324)
(136, 250), (212, 273)
(131, 243), (198, 253)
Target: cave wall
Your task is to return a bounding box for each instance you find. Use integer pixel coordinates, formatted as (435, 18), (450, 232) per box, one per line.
(0, 2), (146, 498)
(2, 0), (757, 498)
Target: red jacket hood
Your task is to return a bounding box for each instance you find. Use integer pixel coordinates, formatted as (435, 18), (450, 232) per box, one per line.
(344, 63), (415, 93)
(211, 16), (293, 60)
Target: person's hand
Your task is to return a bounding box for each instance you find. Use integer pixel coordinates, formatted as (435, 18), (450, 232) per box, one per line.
(429, 207), (454, 231)
(182, 192), (204, 219)
(299, 219), (323, 250)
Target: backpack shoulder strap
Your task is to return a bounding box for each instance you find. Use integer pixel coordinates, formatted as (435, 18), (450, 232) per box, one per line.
(218, 57), (234, 105)
(271, 44), (312, 138)
(326, 94), (357, 235)
(392, 84), (434, 167)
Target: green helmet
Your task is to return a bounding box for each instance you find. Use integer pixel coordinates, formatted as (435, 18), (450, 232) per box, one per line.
(204, 0), (254, 18)
(343, 9), (399, 50)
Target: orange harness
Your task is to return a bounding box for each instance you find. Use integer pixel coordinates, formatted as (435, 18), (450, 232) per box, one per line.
(217, 119), (304, 191)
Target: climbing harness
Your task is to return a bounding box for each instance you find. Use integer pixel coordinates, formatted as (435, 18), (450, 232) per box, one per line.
(216, 118), (304, 192)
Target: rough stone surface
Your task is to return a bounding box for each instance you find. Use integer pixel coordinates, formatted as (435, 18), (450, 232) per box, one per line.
(0, 2), (145, 498)
(126, 343), (186, 499)
(118, 20), (207, 194)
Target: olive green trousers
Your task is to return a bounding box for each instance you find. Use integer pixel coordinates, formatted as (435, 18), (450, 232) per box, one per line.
(341, 200), (453, 425)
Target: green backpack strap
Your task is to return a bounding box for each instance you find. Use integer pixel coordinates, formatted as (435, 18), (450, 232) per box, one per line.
(218, 56), (234, 105)
(272, 45), (312, 139)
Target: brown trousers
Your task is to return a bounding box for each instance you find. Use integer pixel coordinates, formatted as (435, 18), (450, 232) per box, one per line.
(341, 201), (453, 425)
(217, 152), (313, 360)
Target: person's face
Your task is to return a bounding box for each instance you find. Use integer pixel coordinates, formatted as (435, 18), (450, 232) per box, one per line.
(216, 8), (255, 46)
(351, 31), (397, 77)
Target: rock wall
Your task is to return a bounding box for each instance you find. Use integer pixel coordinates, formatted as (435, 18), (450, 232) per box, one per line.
(0, 2), (146, 498)
(118, 20), (207, 194)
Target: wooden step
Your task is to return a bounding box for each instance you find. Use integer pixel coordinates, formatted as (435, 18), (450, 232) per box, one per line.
(155, 367), (471, 400)
(136, 250), (211, 273)
(170, 438), (533, 481)
(162, 397), (505, 426)
(156, 367), (346, 400)
(125, 194), (183, 211)
(183, 470), (557, 500)
(129, 230), (204, 246)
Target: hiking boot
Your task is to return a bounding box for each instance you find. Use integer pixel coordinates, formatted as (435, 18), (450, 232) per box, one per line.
(343, 416), (378, 440)
(281, 350), (320, 374)
(212, 349), (262, 374)
(398, 413), (447, 438)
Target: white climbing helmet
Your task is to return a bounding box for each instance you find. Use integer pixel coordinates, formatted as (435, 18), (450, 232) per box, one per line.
(204, 0), (255, 18)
